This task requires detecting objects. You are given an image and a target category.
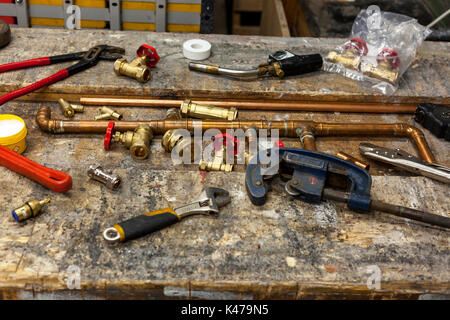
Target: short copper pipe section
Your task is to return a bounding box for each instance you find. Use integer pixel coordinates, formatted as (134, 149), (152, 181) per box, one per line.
(36, 106), (435, 163)
(80, 97), (416, 114)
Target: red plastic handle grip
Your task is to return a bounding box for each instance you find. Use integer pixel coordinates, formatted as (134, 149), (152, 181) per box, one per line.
(0, 68), (69, 106)
(0, 57), (51, 73)
(0, 145), (72, 193)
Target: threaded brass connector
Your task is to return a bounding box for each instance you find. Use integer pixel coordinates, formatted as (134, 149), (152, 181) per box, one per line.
(326, 50), (361, 71)
(12, 198), (51, 222)
(199, 159), (233, 172)
(114, 56), (151, 83)
(180, 100), (237, 120)
(113, 125), (153, 160)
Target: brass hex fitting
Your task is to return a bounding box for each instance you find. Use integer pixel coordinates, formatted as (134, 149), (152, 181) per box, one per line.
(361, 61), (399, 85)
(180, 100), (238, 121)
(114, 56), (151, 83)
(95, 107), (122, 120)
(113, 125), (153, 159)
(12, 198), (51, 222)
(162, 129), (185, 152)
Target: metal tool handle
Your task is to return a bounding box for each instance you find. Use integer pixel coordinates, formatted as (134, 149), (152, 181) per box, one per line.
(104, 207), (181, 243)
(0, 145), (72, 192)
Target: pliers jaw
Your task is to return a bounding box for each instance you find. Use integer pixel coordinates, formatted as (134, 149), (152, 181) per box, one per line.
(66, 45), (125, 75)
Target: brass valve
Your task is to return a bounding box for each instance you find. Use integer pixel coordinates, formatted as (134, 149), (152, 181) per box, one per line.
(326, 38), (368, 71)
(114, 44), (159, 83)
(12, 198), (51, 222)
(199, 134), (236, 172)
(361, 49), (400, 85)
(58, 98), (84, 118)
(180, 100), (238, 121)
(165, 108), (182, 120)
(95, 107), (122, 120)
(113, 125), (153, 160)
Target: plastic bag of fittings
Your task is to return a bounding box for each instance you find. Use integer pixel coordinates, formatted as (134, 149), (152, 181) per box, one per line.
(323, 5), (431, 95)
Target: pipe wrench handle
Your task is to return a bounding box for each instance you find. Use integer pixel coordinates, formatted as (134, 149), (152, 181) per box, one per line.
(105, 207), (181, 243)
(0, 145), (72, 192)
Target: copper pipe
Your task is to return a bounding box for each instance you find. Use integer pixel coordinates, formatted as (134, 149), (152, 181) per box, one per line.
(336, 152), (370, 171)
(79, 97), (416, 114)
(36, 106), (435, 163)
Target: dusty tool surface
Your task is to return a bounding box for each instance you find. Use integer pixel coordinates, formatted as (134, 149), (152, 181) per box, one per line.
(0, 29), (449, 299)
(0, 28), (449, 105)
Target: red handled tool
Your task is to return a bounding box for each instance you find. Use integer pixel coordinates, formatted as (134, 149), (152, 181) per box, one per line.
(0, 145), (72, 192)
(0, 44), (124, 106)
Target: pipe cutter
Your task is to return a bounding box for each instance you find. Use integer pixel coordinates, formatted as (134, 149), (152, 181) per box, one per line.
(245, 148), (450, 229)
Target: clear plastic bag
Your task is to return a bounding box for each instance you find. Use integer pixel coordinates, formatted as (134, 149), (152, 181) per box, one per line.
(323, 5), (432, 95)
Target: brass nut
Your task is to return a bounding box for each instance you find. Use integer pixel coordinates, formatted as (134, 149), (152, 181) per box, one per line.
(114, 56), (151, 83)
(180, 100), (238, 120)
(165, 108), (182, 120)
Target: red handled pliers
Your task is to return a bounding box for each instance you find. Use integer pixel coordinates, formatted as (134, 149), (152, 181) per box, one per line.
(0, 44), (124, 106)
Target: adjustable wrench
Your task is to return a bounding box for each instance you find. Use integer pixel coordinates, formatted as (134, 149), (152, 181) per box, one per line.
(103, 187), (231, 243)
(359, 142), (450, 184)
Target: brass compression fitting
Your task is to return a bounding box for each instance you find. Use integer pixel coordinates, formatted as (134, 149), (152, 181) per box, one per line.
(112, 125), (153, 160)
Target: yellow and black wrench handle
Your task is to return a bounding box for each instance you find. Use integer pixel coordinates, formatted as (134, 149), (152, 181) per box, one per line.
(111, 207), (181, 242)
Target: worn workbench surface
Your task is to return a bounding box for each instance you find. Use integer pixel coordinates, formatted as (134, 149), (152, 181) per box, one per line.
(0, 29), (449, 299)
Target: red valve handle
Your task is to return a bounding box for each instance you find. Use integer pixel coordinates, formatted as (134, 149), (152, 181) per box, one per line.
(212, 133), (238, 157)
(274, 140), (284, 148)
(377, 48), (400, 70)
(0, 145), (72, 193)
(136, 44), (160, 68)
(344, 38), (368, 56)
(104, 121), (115, 150)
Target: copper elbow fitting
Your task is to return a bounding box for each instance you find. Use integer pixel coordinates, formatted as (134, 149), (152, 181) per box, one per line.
(114, 56), (151, 83)
(113, 125), (153, 160)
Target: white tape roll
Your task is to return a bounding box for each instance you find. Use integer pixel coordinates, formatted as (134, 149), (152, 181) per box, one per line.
(183, 39), (211, 60)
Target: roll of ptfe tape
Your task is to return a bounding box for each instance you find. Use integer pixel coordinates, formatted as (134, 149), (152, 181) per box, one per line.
(183, 39), (211, 60)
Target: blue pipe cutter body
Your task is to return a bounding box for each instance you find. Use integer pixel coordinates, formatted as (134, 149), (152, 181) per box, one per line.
(245, 148), (372, 212)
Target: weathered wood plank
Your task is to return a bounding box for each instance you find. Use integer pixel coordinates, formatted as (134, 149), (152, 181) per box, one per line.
(0, 29), (448, 105)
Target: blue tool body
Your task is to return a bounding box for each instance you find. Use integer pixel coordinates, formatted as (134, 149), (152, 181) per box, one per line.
(245, 148), (372, 212)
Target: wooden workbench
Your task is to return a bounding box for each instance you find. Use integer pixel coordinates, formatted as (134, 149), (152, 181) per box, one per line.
(0, 29), (448, 299)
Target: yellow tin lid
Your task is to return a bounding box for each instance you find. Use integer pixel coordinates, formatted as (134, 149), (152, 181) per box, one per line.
(0, 114), (27, 146)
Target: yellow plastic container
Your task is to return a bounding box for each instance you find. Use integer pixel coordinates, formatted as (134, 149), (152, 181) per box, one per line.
(0, 114), (27, 154)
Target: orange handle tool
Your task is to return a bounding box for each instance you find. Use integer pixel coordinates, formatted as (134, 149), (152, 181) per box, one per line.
(0, 145), (72, 193)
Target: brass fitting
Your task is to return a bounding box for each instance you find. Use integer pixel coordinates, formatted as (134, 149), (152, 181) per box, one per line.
(326, 50), (361, 71)
(114, 56), (151, 83)
(162, 129), (200, 162)
(165, 108), (182, 120)
(113, 125), (153, 160)
(180, 100), (238, 121)
(199, 159), (233, 172)
(95, 107), (122, 121)
(12, 198), (51, 222)
(58, 98), (75, 118)
(296, 127), (316, 151)
(361, 61), (399, 85)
